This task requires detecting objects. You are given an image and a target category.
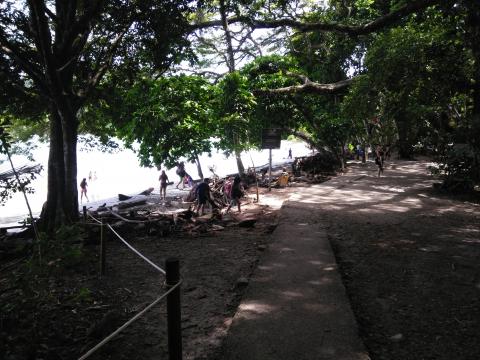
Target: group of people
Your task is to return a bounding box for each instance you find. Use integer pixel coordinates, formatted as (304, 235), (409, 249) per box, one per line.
(158, 162), (244, 215)
(192, 175), (244, 215)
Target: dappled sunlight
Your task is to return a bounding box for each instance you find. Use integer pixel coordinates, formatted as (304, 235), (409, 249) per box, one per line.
(370, 185), (406, 193)
(371, 204), (410, 213)
(308, 277), (333, 286)
(258, 262), (287, 271)
(399, 197), (423, 207)
(452, 227), (480, 234)
(462, 238), (480, 244)
(280, 290), (305, 299)
(237, 301), (279, 320)
(258, 195), (285, 210)
(322, 266), (336, 271)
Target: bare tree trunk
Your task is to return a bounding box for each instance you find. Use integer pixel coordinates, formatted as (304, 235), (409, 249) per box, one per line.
(396, 111), (414, 159)
(340, 145), (346, 171)
(58, 101), (79, 222)
(235, 149), (245, 176)
(195, 154), (204, 180)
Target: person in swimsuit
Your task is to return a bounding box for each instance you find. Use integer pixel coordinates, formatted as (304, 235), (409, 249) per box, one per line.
(80, 178), (89, 203)
(159, 170), (169, 199)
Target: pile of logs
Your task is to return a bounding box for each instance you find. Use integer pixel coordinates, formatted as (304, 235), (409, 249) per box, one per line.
(83, 180), (258, 240)
(292, 151), (340, 176)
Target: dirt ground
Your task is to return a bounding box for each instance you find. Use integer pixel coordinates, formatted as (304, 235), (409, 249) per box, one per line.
(1, 160), (479, 360)
(0, 187), (291, 360)
(321, 159), (480, 360)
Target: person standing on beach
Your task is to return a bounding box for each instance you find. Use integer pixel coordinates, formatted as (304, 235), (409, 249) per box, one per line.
(226, 175), (243, 213)
(80, 178), (89, 203)
(159, 170), (169, 199)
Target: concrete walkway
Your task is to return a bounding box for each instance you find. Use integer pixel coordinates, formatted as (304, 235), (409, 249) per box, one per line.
(217, 169), (372, 360)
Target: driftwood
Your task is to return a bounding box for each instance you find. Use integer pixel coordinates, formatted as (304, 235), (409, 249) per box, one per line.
(0, 164), (42, 181)
(138, 187), (154, 196)
(117, 199), (147, 209)
(118, 187), (154, 201)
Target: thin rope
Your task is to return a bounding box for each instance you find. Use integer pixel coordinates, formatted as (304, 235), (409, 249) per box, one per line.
(78, 279), (182, 360)
(107, 224), (166, 275)
(87, 212), (102, 224)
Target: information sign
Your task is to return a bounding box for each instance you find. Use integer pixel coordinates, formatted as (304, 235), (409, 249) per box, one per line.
(261, 128), (281, 149)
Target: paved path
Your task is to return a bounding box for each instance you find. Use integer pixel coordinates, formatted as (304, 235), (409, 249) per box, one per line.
(216, 167), (372, 360)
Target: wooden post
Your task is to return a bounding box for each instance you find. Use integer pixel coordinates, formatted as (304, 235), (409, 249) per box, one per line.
(166, 258), (182, 360)
(100, 220), (106, 276)
(83, 206), (87, 223)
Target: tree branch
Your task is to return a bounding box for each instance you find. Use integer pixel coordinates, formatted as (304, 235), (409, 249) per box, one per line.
(284, 128), (317, 149)
(191, 0), (441, 35)
(255, 77), (355, 95)
(0, 35), (48, 93)
(78, 28), (129, 98)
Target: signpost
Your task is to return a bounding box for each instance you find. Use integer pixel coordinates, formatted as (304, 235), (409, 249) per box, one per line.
(261, 129), (282, 191)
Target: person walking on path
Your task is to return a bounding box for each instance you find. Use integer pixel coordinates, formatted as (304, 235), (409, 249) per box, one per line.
(159, 170), (169, 200)
(80, 178), (89, 203)
(375, 145), (385, 177)
(226, 175), (243, 213)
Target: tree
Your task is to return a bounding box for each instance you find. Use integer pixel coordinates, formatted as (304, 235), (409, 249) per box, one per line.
(113, 75), (216, 179)
(0, 1), (193, 232)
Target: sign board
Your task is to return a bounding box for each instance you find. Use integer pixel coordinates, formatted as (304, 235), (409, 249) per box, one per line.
(261, 128), (281, 149)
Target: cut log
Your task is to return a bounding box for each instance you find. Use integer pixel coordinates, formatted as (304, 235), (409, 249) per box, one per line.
(118, 194), (132, 201)
(117, 199), (147, 209)
(138, 187), (154, 196)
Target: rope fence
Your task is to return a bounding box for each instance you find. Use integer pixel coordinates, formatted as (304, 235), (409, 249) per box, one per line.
(106, 224), (166, 275)
(78, 279), (182, 360)
(79, 208), (182, 360)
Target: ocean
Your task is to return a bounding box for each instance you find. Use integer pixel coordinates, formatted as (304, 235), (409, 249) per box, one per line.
(0, 139), (311, 226)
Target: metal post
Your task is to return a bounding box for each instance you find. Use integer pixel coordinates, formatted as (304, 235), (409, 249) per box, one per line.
(166, 258), (182, 360)
(83, 206), (87, 223)
(100, 220), (106, 276)
(268, 148), (272, 192)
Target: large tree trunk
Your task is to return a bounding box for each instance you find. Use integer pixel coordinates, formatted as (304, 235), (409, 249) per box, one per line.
(194, 154), (204, 180)
(39, 102), (79, 233)
(395, 111), (414, 159)
(234, 149), (245, 176)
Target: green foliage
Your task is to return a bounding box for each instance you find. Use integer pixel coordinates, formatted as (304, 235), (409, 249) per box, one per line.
(73, 287), (93, 303)
(431, 143), (480, 192)
(342, 7), (473, 157)
(113, 75), (216, 168)
(34, 225), (86, 272)
(215, 72), (258, 153)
